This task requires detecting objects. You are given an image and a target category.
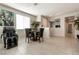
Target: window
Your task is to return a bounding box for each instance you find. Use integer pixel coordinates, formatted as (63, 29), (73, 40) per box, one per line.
(16, 14), (30, 29)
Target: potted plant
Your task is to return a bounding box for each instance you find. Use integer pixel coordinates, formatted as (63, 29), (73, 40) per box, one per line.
(31, 21), (39, 31)
(74, 17), (79, 39)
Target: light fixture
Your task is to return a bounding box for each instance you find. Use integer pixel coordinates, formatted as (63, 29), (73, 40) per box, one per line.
(36, 15), (41, 22)
(34, 3), (38, 6)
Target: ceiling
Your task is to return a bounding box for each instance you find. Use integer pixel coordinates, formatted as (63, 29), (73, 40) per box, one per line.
(3, 3), (79, 16)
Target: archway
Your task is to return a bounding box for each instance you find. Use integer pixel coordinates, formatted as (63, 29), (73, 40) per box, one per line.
(65, 16), (75, 38)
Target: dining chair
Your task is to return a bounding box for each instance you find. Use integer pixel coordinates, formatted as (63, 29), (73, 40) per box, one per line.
(36, 28), (44, 42)
(25, 28), (34, 43)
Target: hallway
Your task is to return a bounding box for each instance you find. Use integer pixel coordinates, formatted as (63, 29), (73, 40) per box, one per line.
(0, 37), (79, 55)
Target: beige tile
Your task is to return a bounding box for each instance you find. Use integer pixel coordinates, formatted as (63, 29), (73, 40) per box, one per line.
(0, 36), (79, 55)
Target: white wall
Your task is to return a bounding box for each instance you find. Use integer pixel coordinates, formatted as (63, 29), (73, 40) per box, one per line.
(53, 17), (65, 37)
(43, 27), (50, 39)
(51, 12), (79, 38)
(50, 16), (65, 37)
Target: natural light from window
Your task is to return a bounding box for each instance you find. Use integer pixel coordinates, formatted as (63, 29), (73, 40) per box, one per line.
(16, 14), (30, 29)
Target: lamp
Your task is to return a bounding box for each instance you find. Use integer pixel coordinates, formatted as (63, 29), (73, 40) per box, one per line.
(36, 15), (41, 22)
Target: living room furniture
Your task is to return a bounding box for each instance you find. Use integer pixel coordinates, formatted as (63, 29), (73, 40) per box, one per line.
(25, 28), (34, 43)
(1, 27), (18, 49)
(25, 28), (44, 43)
(36, 28), (44, 42)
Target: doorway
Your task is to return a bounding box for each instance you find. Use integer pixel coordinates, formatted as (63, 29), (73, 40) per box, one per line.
(65, 16), (75, 38)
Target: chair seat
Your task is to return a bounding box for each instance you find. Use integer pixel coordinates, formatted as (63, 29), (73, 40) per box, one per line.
(1, 27), (18, 49)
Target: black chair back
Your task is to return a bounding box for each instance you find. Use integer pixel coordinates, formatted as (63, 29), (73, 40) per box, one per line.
(25, 28), (32, 37)
(2, 27), (18, 49)
(40, 28), (44, 37)
(3, 27), (16, 37)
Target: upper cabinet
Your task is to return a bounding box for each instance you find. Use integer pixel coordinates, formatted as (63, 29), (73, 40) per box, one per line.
(55, 19), (61, 28)
(49, 18), (61, 28)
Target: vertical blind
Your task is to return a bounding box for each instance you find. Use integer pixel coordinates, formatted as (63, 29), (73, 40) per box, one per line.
(16, 14), (30, 29)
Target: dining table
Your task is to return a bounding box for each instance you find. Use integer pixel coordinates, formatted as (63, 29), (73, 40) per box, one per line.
(31, 29), (40, 41)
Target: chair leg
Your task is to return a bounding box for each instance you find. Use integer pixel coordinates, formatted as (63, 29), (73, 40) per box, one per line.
(39, 37), (41, 43)
(28, 38), (29, 43)
(42, 38), (44, 42)
(25, 38), (27, 42)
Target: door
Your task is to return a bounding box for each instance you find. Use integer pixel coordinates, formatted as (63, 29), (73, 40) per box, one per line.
(65, 16), (75, 38)
(68, 24), (72, 33)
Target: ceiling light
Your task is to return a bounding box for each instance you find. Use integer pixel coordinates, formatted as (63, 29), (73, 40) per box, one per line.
(34, 3), (38, 6)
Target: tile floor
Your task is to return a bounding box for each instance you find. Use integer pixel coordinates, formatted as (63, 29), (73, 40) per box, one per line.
(0, 36), (79, 55)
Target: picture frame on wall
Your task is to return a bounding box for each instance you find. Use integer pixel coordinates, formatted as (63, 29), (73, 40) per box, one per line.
(0, 8), (15, 26)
